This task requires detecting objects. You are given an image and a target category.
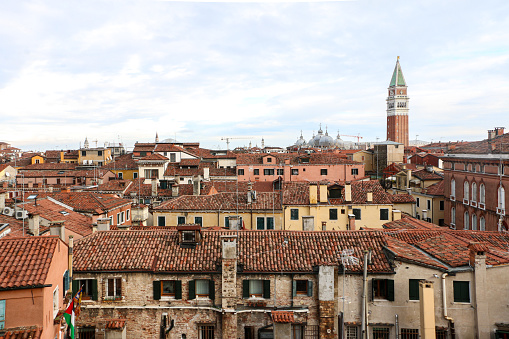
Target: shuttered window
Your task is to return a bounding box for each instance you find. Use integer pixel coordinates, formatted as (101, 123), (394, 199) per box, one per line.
(408, 279), (420, 301)
(453, 281), (470, 303)
(243, 280), (270, 299)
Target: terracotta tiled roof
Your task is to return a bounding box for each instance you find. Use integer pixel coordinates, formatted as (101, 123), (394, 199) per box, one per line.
(73, 230), (393, 273)
(186, 148), (236, 159)
(139, 153), (168, 161)
(328, 181), (392, 205)
(423, 180), (444, 196)
(102, 154), (138, 170)
(92, 180), (132, 193)
(0, 214), (49, 237)
(124, 178), (174, 198)
(133, 143), (156, 152)
(105, 319), (126, 329)
(48, 192), (131, 214)
(271, 311), (294, 323)
(0, 326), (42, 339)
(22, 198), (94, 237)
(383, 216), (442, 230)
(0, 236), (61, 290)
(19, 163), (78, 171)
(412, 169), (443, 181)
(154, 144), (186, 153)
(154, 191), (281, 211)
(447, 133), (509, 154)
(180, 158), (201, 166)
(384, 236), (448, 270)
(387, 194), (416, 203)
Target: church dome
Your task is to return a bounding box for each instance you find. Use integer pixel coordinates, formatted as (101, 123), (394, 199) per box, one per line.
(295, 132), (306, 147)
(319, 130), (334, 147)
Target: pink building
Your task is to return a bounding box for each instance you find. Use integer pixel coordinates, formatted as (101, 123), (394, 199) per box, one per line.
(236, 153), (364, 182)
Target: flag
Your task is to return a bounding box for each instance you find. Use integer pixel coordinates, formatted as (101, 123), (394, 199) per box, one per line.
(73, 286), (83, 318)
(63, 300), (75, 339)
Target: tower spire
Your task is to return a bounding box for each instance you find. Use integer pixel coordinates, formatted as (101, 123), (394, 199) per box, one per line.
(386, 57), (409, 146)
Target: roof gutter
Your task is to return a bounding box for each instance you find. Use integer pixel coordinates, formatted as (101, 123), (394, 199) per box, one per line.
(0, 283), (52, 291)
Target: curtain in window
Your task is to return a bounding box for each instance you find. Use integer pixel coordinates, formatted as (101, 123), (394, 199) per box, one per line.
(249, 280), (263, 296)
(196, 280), (209, 295)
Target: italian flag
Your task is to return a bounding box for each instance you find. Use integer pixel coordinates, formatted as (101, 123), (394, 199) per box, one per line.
(63, 300), (75, 339)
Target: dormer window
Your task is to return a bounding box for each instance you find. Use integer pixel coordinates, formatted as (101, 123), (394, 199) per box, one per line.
(183, 231), (195, 242)
(177, 225), (202, 248)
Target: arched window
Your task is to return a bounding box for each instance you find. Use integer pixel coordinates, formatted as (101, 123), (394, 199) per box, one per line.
(472, 214), (477, 231)
(499, 186), (506, 211)
(464, 211), (469, 230)
(471, 182), (477, 202)
(451, 179), (456, 197)
(451, 207), (456, 226)
(480, 217), (486, 231)
(480, 184), (486, 205)
(464, 181), (469, 201)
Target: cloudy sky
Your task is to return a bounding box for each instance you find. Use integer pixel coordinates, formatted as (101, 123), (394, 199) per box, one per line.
(1, 0), (508, 151)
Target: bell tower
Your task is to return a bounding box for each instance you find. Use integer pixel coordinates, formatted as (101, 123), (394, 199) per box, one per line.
(386, 56), (409, 146)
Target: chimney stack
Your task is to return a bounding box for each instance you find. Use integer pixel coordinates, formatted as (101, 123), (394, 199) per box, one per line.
(193, 176), (201, 196)
(344, 182), (352, 202)
(348, 214), (356, 230)
(319, 183), (328, 203)
(151, 179), (158, 197)
(171, 184), (179, 197)
(203, 167), (210, 181)
(228, 215), (241, 230)
(97, 218), (110, 231)
(366, 189), (373, 203)
(49, 221), (65, 242)
(28, 213), (40, 236)
(0, 191), (6, 210)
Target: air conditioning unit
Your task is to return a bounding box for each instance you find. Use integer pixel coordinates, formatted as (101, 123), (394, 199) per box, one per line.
(497, 207), (506, 216)
(479, 203), (485, 210)
(450, 195), (455, 201)
(15, 210), (28, 219)
(463, 199), (469, 205)
(471, 201), (477, 208)
(2, 207), (14, 216)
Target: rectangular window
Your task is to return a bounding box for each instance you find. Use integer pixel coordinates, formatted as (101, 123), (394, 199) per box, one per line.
(120, 211), (125, 224)
(73, 279), (97, 300)
(243, 280), (270, 299)
(256, 217), (274, 230)
(291, 324), (304, 339)
(264, 169), (274, 176)
(351, 168), (359, 175)
(290, 209), (299, 220)
(267, 217), (274, 230)
(133, 172), (138, 179)
(346, 326), (358, 339)
(372, 279), (394, 301)
(170, 153), (176, 162)
(266, 157), (272, 163)
(98, 150), (103, 156)
(439, 200), (444, 210)
(293, 280), (312, 297)
(194, 216), (203, 226)
(380, 208), (389, 220)
(198, 325), (214, 339)
(427, 200), (431, 210)
(0, 300), (5, 330)
(353, 208), (361, 220)
(329, 208), (338, 220)
(195, 279), (211, 298)
(81, 151), (86, 156)
(291, 168), (299, 175)
(277, 169), (284, 175)
(453, 281), (470, 303)
(117, 213), (120, 225)
(253, 169), (259, 175)
(63, 270), (70, 297)
(177, 216), (186, 225)
(416, 197), (420, 207)
(106, 278), (122, 298)
(238, 169), (245, 175)
(321, 168), (328, 175)
(409, 279), (420, 301)
(158, 216), (166, 226)
(373, 327), (390, 338)
(126, 210), (130, 221)
(256, 217), (265, 230)
(160, 280), (181, 298)
(401, 329), (419, 339)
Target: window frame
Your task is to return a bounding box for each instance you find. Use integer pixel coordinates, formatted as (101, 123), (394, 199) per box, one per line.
(291, 168), (299, 175)
(238, 169), (245, 175)
(380, 208), (389, 221)
(194, 216), (203, 226)
(253, 169), (259, 175)
(290, 209), (299, 220)
(177, 216), (186, 225)
(198, 324), (214, 339)
(263, 168), (275, 176)
(352, 208), (361, 220)
(329, 208), (338, 220)
(453, 281), (470, 303)
(351, 168), (359, 175)
(408, 279), (420, 301)
(320, 168), (328, 175)
(106, 277), (122, 299)
(158, 215), (166, 227)
(243, 279), (271, 299)
(372, 278), (394, 301)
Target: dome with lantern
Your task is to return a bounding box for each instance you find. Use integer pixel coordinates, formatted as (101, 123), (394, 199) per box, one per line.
(319, 128), (334, 148)
(295, 131), (307, 147)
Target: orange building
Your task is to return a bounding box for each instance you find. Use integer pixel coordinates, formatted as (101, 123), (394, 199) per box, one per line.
(0, 236), (69, 338)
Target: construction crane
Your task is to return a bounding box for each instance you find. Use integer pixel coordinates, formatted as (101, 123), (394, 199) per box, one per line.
(221, 137), (253, 150)
(339, 134), (363, 143)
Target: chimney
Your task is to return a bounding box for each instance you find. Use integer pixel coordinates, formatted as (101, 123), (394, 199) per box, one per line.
(97, 218), (110, 231)
(203, 167), (210, 181)
(348, 214), (356, 230)
(60, 151), (65, 163)
(28, 213), (40, 236)
(344, 182), (352, 202)
(221, 235), (238, 338)
(468, 242), (489, 338)
(228, 215), (241, 230)
(151, 179), (158, 197)
(193, 176), (201, 196)
(495, 127), (505, 136)
(49, 221), (65, 242)
(318, 266), (337, 339)
(92, 224), (97, 233)
(319, 183), (328, 203)
(171, 184), (179, 197)
(406, 169), (412, 189)
(302, 216), (315, 231)
(422, 209), (428, 221)
(392, 210), (402, 221)
(284, 158), (290, 165)
(0, 191), (5, 210)
(419, 281), (436, 339)
(488, 129), (496, 140)
(309, 184), (318, 204)
(321, 221), (327, 231)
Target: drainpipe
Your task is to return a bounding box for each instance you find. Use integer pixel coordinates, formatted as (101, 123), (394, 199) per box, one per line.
(361, 250), (370, 339)
(441, 273), (455, 338)
(395, 314), (399, 339)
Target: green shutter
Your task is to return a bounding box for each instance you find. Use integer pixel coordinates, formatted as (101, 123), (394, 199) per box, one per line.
(153, 281), (161, 300)
(243, 280), (250, 298)
(72, 280), (79, 295)
(175, 281), (182, 300)
(454, 281), (470, 302)
(189, 280), (196, 300)
(292, 280), (297, 297)
(91, 279), (98, 301)
(267, 217), (274, 230)
(257, 217), (264, 230)
(387, 279), (395, 301)
(263, 280), (271, 299)
(307, 280), (313, 297)
(209, 280), (215, 300)
(409, 279), (420, 301)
